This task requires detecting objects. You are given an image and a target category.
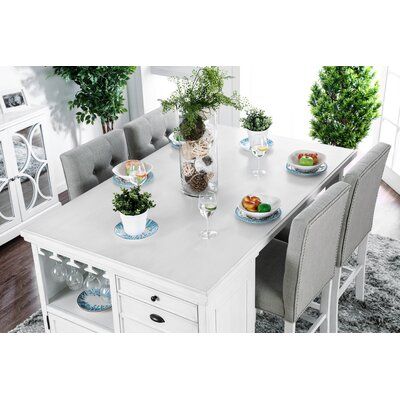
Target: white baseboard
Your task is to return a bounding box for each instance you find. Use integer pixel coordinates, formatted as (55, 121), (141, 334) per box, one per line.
(383, 166), (400, 194)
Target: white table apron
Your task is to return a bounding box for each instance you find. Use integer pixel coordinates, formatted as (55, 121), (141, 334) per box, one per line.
(21, 127), (355, 333)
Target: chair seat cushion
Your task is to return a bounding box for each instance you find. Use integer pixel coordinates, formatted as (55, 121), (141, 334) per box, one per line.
(256, 239), (288, 317)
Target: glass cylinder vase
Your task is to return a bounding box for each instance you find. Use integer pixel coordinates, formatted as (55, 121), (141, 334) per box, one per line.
(179, 114), (218, 197)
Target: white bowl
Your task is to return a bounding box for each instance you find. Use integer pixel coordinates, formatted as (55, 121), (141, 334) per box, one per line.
(112, 160), (153, 182)
(287, 150), (326, 172)
(239, 195), (281, 220)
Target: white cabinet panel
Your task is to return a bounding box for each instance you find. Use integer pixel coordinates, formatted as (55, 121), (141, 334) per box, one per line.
(48, 313), (94, 333)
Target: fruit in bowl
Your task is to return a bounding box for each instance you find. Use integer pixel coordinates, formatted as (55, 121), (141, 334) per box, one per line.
(288, 150), (326, 172)
(239, 194), (280, 220)
(297, 152), (319, 166)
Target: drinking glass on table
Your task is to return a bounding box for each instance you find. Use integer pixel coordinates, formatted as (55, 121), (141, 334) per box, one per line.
(249, 131), (268, 176)
(198, 192), (218, 239)
(129, 160), (148, 186)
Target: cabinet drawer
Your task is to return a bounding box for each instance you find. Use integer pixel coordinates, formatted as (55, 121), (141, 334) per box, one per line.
(119, 295), (198, 333)
(48, 314), (94, 333)
(121, 316), (162, 333)
(116, 277), (198, 322)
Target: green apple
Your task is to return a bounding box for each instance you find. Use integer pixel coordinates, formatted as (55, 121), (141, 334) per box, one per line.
(299, 156), (314, 166)
(258, 203), (271, 213)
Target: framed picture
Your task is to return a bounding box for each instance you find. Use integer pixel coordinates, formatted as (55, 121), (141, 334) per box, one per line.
(0, 88), (29, 114)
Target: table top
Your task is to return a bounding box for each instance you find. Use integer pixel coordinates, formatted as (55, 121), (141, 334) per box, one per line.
(22, 126), (355, 295)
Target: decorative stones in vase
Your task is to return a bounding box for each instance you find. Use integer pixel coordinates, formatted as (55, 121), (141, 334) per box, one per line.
(179, 114), (218, 197)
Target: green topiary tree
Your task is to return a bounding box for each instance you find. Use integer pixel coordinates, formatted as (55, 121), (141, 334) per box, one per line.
(309, 66), (381, 149)
(53, 66), (136, 134)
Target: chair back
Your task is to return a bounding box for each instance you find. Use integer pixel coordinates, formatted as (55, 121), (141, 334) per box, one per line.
(60, 129), (128, 200)
(339, 142), (390, 264)
(283, 182), (350, 322)
(123, 108), (178, 159)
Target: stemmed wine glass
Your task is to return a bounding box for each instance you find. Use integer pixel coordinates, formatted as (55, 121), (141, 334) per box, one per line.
(249, 131), (268, 176)
(100, 275), (111, 304)
(198, 192), (218, 239)
(65, 266), (84, 291)
(129, 160), (148, 187)
(83, 272), (101, 291)
(51, 261), (67, 283)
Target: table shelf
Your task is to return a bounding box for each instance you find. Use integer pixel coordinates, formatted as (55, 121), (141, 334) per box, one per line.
(48, 288), (114, 332)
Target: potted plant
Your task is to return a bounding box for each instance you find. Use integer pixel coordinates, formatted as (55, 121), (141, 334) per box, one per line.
(309, 66), (381, 149)
(161, 66), (245, 196)
(241, 107), (273, 134)
(53, 66), (136, 134)
(112, 187), (155, 236)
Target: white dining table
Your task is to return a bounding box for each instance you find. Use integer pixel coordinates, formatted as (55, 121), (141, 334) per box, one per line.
(22, 126), (355, 333)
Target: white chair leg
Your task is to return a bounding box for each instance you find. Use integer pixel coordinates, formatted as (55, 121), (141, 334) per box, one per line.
(319, 280), (332, 333)
(284, 321), (296, 333)
(329, 267), (341, 333)
(355, 235), (368, 301)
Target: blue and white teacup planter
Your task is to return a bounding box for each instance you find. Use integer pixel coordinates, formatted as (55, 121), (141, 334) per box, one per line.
(119, 210), (148, 236)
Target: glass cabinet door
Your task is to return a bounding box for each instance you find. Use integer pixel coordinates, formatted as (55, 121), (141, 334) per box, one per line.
(12, 123), (53, 218)
(0, 139), (21, 233)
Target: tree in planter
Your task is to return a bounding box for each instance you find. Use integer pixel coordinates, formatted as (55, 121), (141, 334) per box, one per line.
(161, 66), (245, 141)
(53, 66), (136, 134)
(309, 66), (381, 149)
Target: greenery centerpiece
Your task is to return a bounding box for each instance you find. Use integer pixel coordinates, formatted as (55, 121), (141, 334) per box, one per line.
(54, 66), (136, 134)
(309, 66), (381, 149)
(161, 66), (244, 196)
(241, 107), (272, 132)
(112, 187), (155, 236)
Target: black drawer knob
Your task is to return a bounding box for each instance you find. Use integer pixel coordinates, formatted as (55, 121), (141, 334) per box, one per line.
(151, 295), (159, 302)
(150, 313), (165, 323)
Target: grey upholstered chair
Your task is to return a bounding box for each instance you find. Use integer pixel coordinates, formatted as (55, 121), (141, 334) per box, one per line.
(123, 108), (179, 160)
(60, 129), (128, 200)
(329, 142), (391, 332)
(256, 181), (350, 333)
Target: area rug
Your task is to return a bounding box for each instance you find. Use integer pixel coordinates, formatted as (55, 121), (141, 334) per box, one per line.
(9, 234), (400, 333)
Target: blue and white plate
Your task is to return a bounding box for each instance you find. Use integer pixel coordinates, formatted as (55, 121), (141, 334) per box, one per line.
(77, 288), (112, 312)
(112, 171), (154, 189)
(286, 162), (327, 176)
(239, 137), (274, 151)
(114, 219), (159, 240)
(235, 207), (281, 224)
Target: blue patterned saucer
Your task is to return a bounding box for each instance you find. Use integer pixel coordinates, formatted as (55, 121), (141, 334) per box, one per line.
(112, 171), (154, 189)
(239, 137), (274, 151)
(235, 207), (282, 224)
(77, 288), (112, 312)
(114, 219), (159, 240)
(286, 162), (327, 176)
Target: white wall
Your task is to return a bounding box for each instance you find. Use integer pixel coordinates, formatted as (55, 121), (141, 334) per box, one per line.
(0, 66), (130, 192)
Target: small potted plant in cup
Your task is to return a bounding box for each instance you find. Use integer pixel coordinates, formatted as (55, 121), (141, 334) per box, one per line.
(241, 107), (273, 135)
(112, 187), (156, 236)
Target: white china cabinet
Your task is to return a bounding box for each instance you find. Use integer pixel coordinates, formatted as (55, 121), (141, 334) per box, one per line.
(0, 106), (60, 245)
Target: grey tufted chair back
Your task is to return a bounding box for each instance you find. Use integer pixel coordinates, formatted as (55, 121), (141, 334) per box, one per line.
(283, 182), (350, 322)
(60, 129), (128, 200)
(338, 142), (390, 265)
(123, 107), (179, 159)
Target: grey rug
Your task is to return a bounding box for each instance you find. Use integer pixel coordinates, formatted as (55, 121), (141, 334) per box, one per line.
(10, 234), (400, 333)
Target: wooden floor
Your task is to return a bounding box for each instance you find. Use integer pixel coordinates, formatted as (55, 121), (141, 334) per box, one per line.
(0, 184), (399, 332)
(0, 191), (69, 333)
